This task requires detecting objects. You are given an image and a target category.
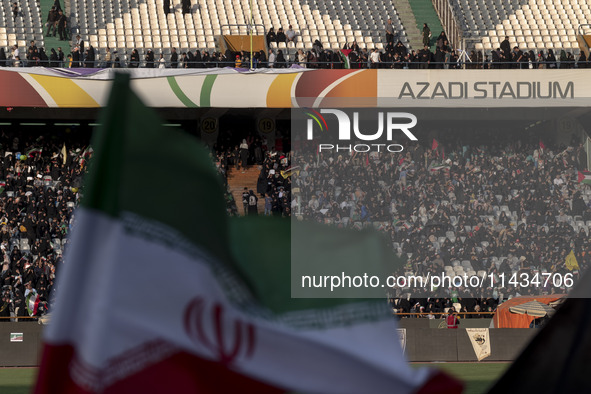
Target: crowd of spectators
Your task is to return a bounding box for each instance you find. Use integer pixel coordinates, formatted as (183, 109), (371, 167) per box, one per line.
(0, 129), (90, 321)
(205, 125), (591, 318)
(1, 122), (589, 322)
(0, 29), (588, 69)
(290, 130), (591, 316)
(212, 129), (292, 218)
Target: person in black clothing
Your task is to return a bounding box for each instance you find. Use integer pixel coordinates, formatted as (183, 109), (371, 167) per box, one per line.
(276, 28), (287, 43)
(129, 49), (139, 68)
(57, 47), (64, 66)
(500, 36), (511, 64)
(546, 49), (557, 69)
(191, 49), (200, 67)
(434, 47), (444, 69)
(75, 35), (84, 55)
(52, 0), (62, 11)
(170, 48), (178, 68)
(12, 2), (19, 20)
(181, 0), (190, 14)
(0, 48), (6, 67)
(275, 50), (286, 68)
(201, 50), (210, 64)
(38, 48), (49, 67)
(258, 49), (266, 68)
(422, 23), (431, 47)
(343, 40), (360, 53)
(512, 46), (523, 69)
(266, 28), (276, 47)
(48, 48), (58, 67)
(57, 11), (67, 40)
(418, 45), (431, 69)
(85, 45), (95, 67)
(145, 49), (154, 68)
(247, 190), (258, 216)
(163, 0), (171, 15)
(46, 6), (58, 37)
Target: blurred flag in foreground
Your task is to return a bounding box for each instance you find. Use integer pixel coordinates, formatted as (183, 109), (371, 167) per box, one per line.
(488, 270), (591, 394)
(34, 74), (461, 394)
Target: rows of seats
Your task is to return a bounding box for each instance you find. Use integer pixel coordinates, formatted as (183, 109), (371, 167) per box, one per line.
(68, 0), (409, 60)
(456, 0), (588, 54)
(0, 0), (44, 50)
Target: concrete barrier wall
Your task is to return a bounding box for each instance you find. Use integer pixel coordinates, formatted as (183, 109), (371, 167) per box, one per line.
(0, 323), (536, 366)
(406, 328), (537, 362)
(398, 318), (493, 329)
(0, 322), (44, 367)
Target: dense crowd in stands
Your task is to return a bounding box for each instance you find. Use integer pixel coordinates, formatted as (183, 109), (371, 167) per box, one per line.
(290, 132), (591, 316)
(213, 130), (292, 217)
(0, 130), (90, 321)
(208, 127), (591, 317)
(1, 122), (589, 321)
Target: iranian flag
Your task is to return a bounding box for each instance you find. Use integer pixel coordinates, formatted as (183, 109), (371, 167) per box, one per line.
(34, 75), (461, 394)
(577, 170), (591, 185)
(26, 146), (43, 157)
(26, 290), (40, 316)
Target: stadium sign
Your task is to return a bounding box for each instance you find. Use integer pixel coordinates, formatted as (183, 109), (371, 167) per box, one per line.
(398, 81), (574, 100)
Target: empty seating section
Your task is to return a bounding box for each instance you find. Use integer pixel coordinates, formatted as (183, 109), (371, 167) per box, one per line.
(67, 0), (409, 58)
(0, 0), (44, 50)
(455, 0), (587, 54)
(3, 0), (584, 62)
(298, 0), (408, 49)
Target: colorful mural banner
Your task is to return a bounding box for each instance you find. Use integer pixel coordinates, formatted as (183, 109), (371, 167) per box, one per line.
(1, 68), (590, 108)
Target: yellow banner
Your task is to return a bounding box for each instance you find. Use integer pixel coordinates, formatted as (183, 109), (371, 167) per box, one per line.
(565, 250), (579, 271)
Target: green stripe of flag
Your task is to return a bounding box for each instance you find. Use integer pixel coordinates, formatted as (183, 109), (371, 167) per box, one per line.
(84, 74), (228, 260)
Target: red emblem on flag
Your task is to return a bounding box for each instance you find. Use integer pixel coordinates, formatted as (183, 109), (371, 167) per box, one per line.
(184, 297), (256, 366)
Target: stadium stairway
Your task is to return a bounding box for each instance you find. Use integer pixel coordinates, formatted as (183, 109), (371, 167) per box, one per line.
(394, 0), (423, 50)
(39, 0), (64, 54)
(227, 166), (266, 216)
(407, 0), (444, 47)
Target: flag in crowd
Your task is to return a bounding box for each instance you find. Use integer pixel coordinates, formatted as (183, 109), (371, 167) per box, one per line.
(428, 162), (451, 172)
(280, 166), (300, 179)
(431, 139), (439, 151)
(25, 146), (43, 157)
(339, 49), (351, 69)
(34, 74), (461, 394)
(565, 250), (579, 271)
(25, 289), (40, 317)
(577, 170), (591, 185)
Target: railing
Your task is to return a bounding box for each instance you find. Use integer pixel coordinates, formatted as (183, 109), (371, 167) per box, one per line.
(431, 0), (463, 50)
(0, 59), (586, 69)
(395, 312), (495, 319)
(0, 316), (41, 321)
(220, 23), (266, 36)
